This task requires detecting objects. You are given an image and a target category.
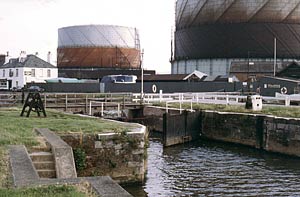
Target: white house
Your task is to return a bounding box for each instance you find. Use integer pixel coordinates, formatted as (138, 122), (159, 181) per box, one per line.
(0, 53), (58, 89)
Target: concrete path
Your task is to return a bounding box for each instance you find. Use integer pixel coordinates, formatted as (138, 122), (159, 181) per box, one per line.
(9, 145), (39, 187)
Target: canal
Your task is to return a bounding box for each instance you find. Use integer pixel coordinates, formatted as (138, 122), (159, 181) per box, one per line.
(124, 138), (300, 196)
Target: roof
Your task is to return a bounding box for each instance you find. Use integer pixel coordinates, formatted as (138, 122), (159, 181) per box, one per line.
(137, 70), (208, 82)
(276, 62), (300, 79)
(230, 61), (292, 73)
(183, 70), (207, 80)
(138, 74), (188, 82)
(0, 55), (56, 69)
(0, 55), (5, 66)
(260, 76), (300, 83)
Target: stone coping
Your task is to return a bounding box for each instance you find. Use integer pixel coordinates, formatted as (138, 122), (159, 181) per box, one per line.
(204, 110), (300, 120)
(35, 128), (77, 179)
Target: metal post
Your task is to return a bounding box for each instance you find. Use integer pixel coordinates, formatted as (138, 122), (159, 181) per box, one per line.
(274, 37), (277, 77)
(247, 51), (250, 93)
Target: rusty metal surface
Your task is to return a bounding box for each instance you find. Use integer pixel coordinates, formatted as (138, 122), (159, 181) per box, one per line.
(57, 47), (140, 69)
(57, 25), (141, 69)
(175, 0), (300, 60)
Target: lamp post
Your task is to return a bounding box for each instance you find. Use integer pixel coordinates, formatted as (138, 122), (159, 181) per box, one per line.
(247, 51), (254, 93)
(274, 37), (277, 77)
(140, 49), (144, 104)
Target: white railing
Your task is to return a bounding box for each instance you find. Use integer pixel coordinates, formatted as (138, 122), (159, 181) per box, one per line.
(89, 100), (121, 117)
(132, 92), (300, 113)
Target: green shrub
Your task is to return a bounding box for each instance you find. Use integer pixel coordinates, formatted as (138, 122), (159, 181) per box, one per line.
(73, 148), (86, 171)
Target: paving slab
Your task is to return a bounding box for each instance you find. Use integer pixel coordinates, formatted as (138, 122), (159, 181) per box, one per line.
(9, 145), (39, 187)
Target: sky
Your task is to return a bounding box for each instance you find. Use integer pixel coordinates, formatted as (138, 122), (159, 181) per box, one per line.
(0, 0), (175, 73)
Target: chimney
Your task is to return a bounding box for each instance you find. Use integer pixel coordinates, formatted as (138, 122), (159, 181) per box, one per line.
(47, 51), (51, 63)
(19, 51), (27, 63)
(5, 51), (9, 64)
(35, 52), (39, 56)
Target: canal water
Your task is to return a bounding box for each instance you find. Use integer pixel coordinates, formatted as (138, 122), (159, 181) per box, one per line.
(124, 138), (300, 197)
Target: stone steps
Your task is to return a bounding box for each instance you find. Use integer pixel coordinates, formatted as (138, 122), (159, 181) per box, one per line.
(33, 161), (55, 170)
(29, 151), (56, 179)
(36, 169), (56, 179)
(30, 152), (54, 162)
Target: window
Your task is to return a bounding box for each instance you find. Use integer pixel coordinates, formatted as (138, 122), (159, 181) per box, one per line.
(9, 69), (13, 77)
(16, 69), (19, 77)
(39, 69), (43, 77)
(31, 69), (35, 77)
(47, 69), (51, 78)
(2, 70), (4, 77)
(16, 81), (18, 87)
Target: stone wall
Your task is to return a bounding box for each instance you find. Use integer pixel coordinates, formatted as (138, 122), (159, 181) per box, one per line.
(143, 106), (300, 157)
(201, 111), (261, 148)
(201, 111), (300, 157)
(264, 117), (300, 157)
(59, 125), (147, 184)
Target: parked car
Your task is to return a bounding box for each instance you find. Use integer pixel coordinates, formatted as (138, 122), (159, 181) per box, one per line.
(27, 86), (44, 92)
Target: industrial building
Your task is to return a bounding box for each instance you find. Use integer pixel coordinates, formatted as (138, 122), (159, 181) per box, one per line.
(57, 25), (154, 79)
(172, 0), (300, 77)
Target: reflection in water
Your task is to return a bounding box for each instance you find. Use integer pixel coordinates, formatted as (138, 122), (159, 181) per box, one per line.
(125, 139), (300, 197)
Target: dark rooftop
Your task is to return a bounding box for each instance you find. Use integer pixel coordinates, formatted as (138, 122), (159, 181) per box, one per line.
(0, 55), (56, 69)
(230, 61), (292, 74)
(137, 74), (188, 82)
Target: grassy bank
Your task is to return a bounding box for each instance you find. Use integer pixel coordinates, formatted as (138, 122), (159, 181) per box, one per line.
(0, 184), (93, 197)
(0, 108), (130, 147)
(155, 103), (300, 118)
(0, 107), (131, 195)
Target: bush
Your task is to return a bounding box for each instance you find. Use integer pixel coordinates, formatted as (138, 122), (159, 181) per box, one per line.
(73, 148), (86, 171)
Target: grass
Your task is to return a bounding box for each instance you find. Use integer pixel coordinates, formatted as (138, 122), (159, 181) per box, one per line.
(0, 184), (93, 197)
(155, 103), (300, 118)
(0, 107), (133, 195)
(0, 107), (131, 147)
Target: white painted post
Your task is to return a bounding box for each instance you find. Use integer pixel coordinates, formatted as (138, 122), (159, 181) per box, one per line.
(101, 102), (104, 117)
(190, 100), (193, 111)
(89, 101), (92, 116)
(65, 94), (68, 111)
(226, 95), (229, 105)
(180, 102), (182, 114)
(159, 90), (163, 103)
(285, 96), (290, 106)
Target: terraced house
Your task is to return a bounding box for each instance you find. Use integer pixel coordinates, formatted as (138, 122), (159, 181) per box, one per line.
(0, 52), (58, 90)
